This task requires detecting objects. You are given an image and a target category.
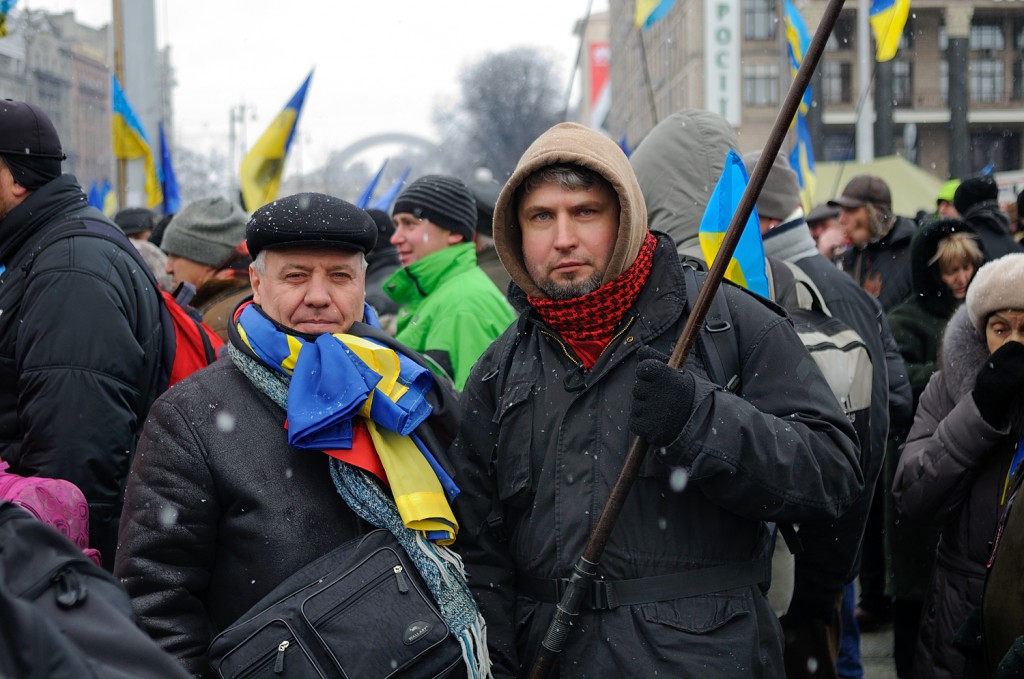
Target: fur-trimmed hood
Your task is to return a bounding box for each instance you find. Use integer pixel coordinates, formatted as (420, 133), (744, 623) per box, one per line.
(492, 122), (648, 299)
(941, 305), (1024, 437)
(909, 218), (976, 319)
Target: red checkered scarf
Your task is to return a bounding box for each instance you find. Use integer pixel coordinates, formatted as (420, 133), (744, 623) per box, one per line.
(528, 232), (657, 368)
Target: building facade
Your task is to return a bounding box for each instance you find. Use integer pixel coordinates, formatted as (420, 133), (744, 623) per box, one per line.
(607, 0), (1024, 181)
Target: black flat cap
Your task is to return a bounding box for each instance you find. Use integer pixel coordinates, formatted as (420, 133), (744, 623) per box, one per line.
(246, 192), (378, 259)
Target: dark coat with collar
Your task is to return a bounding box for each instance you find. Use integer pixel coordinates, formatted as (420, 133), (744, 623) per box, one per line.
(961, 200), (1024, 263)
(451, 233), (863, 678)
(0, 174), (163, 569)
(113, 318), (460, 678)
(893, 307), (1022, 679)
(837, 215), (917, 312)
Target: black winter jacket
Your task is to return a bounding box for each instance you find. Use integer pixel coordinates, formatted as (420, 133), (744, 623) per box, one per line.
(764, 219), (912, 618)
(114, 321), (460, 678)
(0, 175), (163, 568)
(960, 200), (1024, 263)
(837, 215), (916, 312)
(452, 234), (863, 678)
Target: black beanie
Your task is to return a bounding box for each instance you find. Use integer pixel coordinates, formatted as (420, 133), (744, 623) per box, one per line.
(365, 208), (395, 250)
(392, 175), (477, 242)
(953, 175), (998, 215)
(0, 100), (64, 190)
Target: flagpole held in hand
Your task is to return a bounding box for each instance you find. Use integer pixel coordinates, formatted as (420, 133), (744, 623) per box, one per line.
(527, 0), (849, 675)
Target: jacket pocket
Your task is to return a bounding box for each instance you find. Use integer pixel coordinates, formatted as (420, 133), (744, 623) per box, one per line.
(494, 381), (534, 503)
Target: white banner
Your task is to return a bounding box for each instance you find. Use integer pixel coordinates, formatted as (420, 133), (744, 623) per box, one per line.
(704, 0), (742, 126)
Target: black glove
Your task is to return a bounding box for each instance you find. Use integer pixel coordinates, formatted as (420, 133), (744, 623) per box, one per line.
(629, 346), (696, 447)
(973, 341), (1024, 427)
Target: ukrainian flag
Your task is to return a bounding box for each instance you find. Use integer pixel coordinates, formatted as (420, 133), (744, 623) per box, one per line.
(789, 113), (817, 212)
(635, 0), (676, 29)
(699, 150), (770, 298)
(870, 0), (910, 62)
(784, 0), (813, 116)
(111, 75), (163, 209)
(240, 71), (312, 212)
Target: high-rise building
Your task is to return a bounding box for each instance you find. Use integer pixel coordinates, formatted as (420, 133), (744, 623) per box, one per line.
(606, 0), (1024, 181)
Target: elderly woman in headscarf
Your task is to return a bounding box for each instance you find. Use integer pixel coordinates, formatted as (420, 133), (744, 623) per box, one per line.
(883, 218), (983, 678)
(893, 253), (1024, 679)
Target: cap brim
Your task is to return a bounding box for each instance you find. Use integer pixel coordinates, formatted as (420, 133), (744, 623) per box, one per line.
(828, 196), (865, 209)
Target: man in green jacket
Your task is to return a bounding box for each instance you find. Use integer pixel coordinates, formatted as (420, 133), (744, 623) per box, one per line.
(385, 174), (515, 389)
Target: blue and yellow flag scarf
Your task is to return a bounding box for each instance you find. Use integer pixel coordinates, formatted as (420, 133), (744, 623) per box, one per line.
(235, 303), (459, 544)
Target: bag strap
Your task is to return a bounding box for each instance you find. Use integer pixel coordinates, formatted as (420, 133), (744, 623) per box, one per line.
(18, 216), (176, 392)
(681, 263), (740, 393)
(517, 557), (771, 610)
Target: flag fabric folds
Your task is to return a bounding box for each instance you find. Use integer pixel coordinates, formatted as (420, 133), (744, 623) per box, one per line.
(356, 159), (388, 209)
(0, 0), (17, 37)
(789, 113), (817, 212)
(159, 122), (181, 214)
(784, 0), (813, 115)
(784, 0), (817, 211)
(111, 74), (163, 209)
(869, 0), (910, 62)
(698, 150), (770, 299)
(239, 70), (313, 212)
(369, 166), (411, 212)
(635, 0), (676, 29)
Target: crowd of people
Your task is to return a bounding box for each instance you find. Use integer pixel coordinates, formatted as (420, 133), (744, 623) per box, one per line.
(2, 96), (1024, 678)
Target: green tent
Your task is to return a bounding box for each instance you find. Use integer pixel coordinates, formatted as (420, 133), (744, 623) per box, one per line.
(813, 156), (945, 218)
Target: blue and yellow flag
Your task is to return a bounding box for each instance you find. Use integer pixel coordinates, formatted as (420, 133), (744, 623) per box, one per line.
(159, 122), (181, 215)
(356, 159), (388, 209)
(370, 166), (411, 212)
(789, 113), (817, 212)
(869, 0), (910, 62)
(784, 0), (813, 116)
(698, 150), (770, 298)
(0, 0), (17, 37)
(240, 70), (312, 212)
(111, 75), (162, 209)
(635, 0), (676, 29)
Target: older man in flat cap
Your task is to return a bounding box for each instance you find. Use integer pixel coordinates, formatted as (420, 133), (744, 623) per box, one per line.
(115, 193), (480, 678)
(0, 100), (163, 570)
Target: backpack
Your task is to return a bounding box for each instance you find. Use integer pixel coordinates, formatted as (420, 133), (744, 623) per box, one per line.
(0, 502), (192, 679)
(18, 216), (223, 392)
(0, 461), (101, 566)
(682, 260), (872, 449)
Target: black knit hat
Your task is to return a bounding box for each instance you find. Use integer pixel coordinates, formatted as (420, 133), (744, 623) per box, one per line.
(953, 175), (999, 216)
(114, 207), (157, 236)
(246, 192), (377, 260)
(466, 177), (503, 237)
(0, 100), (65, 190)
(392, 174), (477, 241)
(365, 208), (395, 249)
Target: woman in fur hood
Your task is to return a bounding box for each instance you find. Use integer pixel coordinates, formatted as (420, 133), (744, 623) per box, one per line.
(893, 253), (1024, 678)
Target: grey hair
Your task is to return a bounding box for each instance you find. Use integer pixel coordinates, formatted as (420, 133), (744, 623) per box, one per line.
(250, 248), (368, 274)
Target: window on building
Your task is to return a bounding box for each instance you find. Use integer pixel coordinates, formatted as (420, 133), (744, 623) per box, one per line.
(822, 62), (852, 104)
(970, 59), (1004, 102)
(940, 60), (949, 104)
(971, 130), (1021, 172)
(744, 0), (776, 41)
(970, 19), (1005, 51)
(1014, 58), (1024, 101)
(823, 132), (856, 161)
(743, 62), (779, 106)
(826, 13), (854, 51)
(1016, 17), (1024, 49)
(893, 60), (913, 106)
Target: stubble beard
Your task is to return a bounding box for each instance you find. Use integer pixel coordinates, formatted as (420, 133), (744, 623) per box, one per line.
(538, 271), (603, 301)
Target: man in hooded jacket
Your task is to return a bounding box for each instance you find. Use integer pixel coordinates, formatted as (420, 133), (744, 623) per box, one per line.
(451, 122), (863, 677)
(0, 100), (163, 570)
(953, 174), (1023, 263)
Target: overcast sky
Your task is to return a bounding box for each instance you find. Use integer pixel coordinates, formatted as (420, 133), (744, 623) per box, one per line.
(23, 1), (606, 170)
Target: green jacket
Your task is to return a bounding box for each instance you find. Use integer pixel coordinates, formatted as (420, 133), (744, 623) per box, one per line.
(385, 243), (515, 390)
